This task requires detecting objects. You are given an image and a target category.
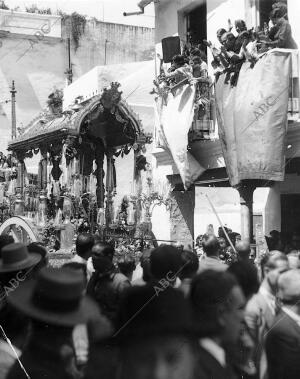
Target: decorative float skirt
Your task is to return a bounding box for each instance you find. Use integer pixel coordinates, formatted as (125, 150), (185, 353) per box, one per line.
(215, 49), (297, 186)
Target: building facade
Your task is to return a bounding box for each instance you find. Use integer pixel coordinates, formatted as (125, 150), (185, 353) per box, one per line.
(0, 9), (154, 152)
(148, 0), (300, 245)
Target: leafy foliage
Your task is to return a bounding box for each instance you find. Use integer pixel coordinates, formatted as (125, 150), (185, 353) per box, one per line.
(0, 1), (9, 10)
(25, 4), (52, 14)
(47, 89), (63, 114)
(59, 11), (87, 51)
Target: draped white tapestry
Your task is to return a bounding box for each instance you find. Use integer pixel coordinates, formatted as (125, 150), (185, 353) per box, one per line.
(215, 49), (295, 186)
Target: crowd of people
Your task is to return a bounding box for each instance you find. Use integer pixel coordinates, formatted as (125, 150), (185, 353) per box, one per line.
(0, 226), (300, 379)
(155, 2), (297, 91)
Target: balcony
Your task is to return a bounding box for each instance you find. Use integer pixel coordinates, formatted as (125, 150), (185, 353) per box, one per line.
(153, 49), (300, 187)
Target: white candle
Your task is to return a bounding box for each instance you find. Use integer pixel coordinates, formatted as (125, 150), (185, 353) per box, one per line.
(97, 208), (105, 226)
(0, 184), (4, 203)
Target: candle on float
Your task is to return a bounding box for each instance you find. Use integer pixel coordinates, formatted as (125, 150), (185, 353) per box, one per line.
(127, 203), (136, 225)
(97, 208), (105, 226)
(113, 206), (120, 224)
(140, 207), (148, 224)
(0, 184), (4, 203)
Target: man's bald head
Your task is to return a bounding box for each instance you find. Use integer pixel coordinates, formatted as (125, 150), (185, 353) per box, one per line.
(236, 241), (251, 261)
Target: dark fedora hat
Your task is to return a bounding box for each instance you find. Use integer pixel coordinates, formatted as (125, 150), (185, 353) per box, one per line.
(8, 267), (99, 327)
(115, 285), (196, 344)
(0, 243), (41, 273)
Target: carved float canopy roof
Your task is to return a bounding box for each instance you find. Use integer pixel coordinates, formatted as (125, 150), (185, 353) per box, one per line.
(8, 88), (143, 152)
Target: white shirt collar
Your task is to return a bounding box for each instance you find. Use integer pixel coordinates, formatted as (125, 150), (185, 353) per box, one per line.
(199, 338), (226, 367)
(282, 306), (300, 327)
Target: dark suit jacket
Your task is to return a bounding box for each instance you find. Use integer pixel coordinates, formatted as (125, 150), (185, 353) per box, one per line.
(7, 340), (74, 379)
(266, 309), (300, 379)
(195, 345), (237, 379)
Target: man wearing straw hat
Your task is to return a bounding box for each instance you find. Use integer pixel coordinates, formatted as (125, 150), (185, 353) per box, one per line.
(6, 267), (102, 379)
(0, 243), (42, 379)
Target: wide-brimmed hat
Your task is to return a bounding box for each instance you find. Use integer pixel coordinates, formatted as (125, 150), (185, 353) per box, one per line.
(115, 285), (197, 344)
(0, 243), (41, 273)
(8, 267), (99, 327)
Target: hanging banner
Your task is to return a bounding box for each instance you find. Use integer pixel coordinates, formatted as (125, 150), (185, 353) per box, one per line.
(158, 83), (205, 189)
(216, 49), (294, 186)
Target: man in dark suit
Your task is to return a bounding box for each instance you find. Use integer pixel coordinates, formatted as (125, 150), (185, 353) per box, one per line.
(190, 270), (246, 379)
(266, 269), (300, 379)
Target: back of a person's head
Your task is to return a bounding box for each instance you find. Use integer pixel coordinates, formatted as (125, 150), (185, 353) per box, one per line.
(287, 251), (300, 269)
(263, 250), (288, 269)
(93, 234), (102, 245)
(92, 242), (114, 261)
(0, 235), (14, 258)
(150, 245), (182, 281)
(271, 2), (287, 18)
(235, 241), (251, 260)
(270, 230), (280, 240)
(227, 261), (259, 300)
(172, 54), (185, 66)
(234, 19), (246, 29)
(140, 249), (152, 283)
(118, 256), (136, 277)
(190, 270), (238, 338)
(179, 250), (199, 280)
(202, 236), (220, 257)
(76, 233), (94, 258)
(116, 285), (195, 342)
(217, 28), (226, 37)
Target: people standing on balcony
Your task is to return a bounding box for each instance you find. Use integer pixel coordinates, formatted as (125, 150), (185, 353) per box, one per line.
(220, 32), (245, 86)
(164, 54), (193, 84)
(265, 9), (297, 49)
(217, 28), (227, 45)
(234, 19), (248, 53)
(190, 48), (208, 78)
(191, 56), (208, 78)
(237, 31), (258, 66)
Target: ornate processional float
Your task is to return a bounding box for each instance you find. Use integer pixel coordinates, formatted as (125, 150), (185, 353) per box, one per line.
(1, 82), (159, 255)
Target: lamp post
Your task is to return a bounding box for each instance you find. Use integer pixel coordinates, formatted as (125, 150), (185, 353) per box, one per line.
(104, 39), (109, 65)
(10, 80), (17, 140)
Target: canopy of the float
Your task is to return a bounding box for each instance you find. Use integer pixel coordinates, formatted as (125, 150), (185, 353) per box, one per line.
(8, 60), (155, 154)
(8, 94), (142, 153)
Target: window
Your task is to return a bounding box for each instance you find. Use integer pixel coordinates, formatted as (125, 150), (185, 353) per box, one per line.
(186, 3), (207, 46)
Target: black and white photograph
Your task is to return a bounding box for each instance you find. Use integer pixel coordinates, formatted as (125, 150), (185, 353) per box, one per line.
(0, 0), (299, 378)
